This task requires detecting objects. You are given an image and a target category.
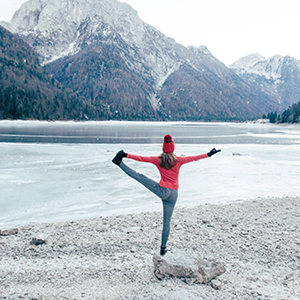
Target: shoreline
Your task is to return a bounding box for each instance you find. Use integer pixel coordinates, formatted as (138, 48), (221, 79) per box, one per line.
(0, 196), (300, 299)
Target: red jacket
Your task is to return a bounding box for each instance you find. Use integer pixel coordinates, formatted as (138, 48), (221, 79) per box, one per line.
(127, 153), (208, 190)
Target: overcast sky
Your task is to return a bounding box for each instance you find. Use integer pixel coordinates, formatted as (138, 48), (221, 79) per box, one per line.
(1, 0), (299, 65)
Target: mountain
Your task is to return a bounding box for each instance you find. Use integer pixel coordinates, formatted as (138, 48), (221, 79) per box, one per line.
(229, 54), (300, 112)
(230, 53), (265, 70)
(0, 25), (101, 120)
(41, 20), (160, 120)
(1, 0), (299, 121)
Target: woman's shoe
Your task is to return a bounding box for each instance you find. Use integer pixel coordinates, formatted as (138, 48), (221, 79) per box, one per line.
(160, 246), (167, 256)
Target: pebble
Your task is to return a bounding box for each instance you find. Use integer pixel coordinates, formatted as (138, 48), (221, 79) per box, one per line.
(0, 228), (19, 236)
(211, 279), (222, 290)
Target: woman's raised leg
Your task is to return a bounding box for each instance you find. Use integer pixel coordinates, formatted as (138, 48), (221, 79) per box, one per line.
(119, 162), (166, 199)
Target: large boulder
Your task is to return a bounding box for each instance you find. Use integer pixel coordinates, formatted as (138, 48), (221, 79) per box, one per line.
(153, 250), (226, 285)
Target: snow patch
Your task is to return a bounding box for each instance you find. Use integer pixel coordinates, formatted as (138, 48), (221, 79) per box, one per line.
(156, 63), (181, 89)
(149, 94), (161, 110)
(44, 39), (80, 65)
(230, 54), (285, 80)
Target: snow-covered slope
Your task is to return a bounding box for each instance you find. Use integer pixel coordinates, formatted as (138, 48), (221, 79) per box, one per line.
(230, 53), (300, 80)
(4, 0), (143, 60)
(230, 53), (265, 71)
(2, 0), (190, 88)
(230, 54), (300, 108)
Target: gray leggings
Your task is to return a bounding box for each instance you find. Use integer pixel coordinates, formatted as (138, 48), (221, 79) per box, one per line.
(119, 162), (178, 248)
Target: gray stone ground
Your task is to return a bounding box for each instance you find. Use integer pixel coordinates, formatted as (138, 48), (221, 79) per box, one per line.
(0, 197), (299, 300)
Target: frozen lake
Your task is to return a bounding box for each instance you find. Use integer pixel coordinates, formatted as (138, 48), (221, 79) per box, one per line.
(0, 121), (300, 228)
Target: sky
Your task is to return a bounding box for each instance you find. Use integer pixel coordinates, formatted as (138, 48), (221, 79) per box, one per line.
(1, 0), (300, 65)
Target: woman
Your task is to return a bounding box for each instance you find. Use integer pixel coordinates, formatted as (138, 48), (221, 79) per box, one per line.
(112, 134), (220, 255)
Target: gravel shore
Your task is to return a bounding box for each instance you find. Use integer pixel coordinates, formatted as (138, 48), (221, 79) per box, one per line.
(0, 197), (299, 300)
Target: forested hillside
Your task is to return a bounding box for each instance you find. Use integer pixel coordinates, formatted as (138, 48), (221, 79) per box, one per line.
(266, 101), (300, 123)
(0, 26), (105, 120)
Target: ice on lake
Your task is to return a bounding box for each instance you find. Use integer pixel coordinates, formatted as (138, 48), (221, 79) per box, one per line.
(0, 121), (300, 228)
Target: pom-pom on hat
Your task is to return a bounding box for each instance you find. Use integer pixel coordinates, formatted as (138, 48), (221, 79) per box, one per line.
(162, 134), (175, 153)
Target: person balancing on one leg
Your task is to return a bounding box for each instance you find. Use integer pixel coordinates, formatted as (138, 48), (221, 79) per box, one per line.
(112, 134), (220, 256)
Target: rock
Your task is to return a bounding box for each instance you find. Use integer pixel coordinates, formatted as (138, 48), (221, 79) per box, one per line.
(202, 220), (211, 224)
(284, 273), (295, 281)
(175, 224), (182, 230)
(30, 238), (47, 245)
(211, 279), (222, 290)
(153, 255), (203, 283)
(127, 227), (141, 234)
(153, 250), (226, 284)
(198, 260), (226, 284)
(0, 228), (19, 236)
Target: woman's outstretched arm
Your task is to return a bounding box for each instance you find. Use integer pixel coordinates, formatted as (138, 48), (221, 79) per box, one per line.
(127, 154), (160, 165)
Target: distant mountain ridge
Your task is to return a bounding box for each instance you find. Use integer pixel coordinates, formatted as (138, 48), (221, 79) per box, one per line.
(229, 54), (300, 111)
(1, 0), (300, 121)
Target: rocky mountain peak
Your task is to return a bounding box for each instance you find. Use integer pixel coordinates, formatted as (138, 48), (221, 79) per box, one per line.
(10, 0), (138, 31)
(3, 0), (195, 92)
(188, 45), (216, 63)
(4, 0), (144, 64)
(229, 53), (265, 70)
(230, 53), (300, 81)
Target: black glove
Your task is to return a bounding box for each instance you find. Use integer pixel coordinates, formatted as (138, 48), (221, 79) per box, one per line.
(112, 150), (128, 165)
(207, 148), (221, 157)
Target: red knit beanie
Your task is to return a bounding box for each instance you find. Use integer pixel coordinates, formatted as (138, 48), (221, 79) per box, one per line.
(162, 134), (175, 153)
